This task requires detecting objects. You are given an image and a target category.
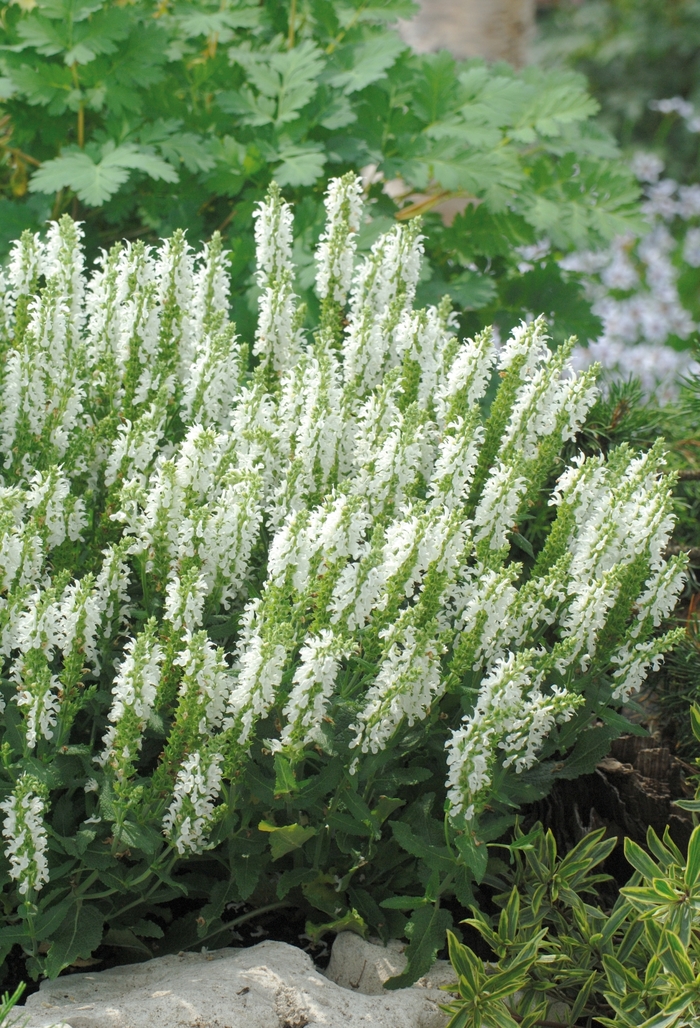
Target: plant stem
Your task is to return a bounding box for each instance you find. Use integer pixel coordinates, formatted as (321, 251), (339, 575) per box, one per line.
(287, 0), (296, 48)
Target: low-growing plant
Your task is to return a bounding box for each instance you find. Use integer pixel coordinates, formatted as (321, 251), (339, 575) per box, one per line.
(442, 820), (700, 1028)
(0, 0), (642, 343)
(0, 984), (27, 1028)
(0, 175), (686, 987)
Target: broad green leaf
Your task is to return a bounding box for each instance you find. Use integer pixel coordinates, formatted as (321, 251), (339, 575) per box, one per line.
(101, 928), (153, 958)
(305, 908), (367, 945)
(384, 904), (453, 989)
(273, 143), (326, 187)
(272, 41), (325, 124)
(327, 33), (405, 94)
(273, 753), (298, 797)
(276, 867), (317, 900)
(327, 811), (372, 836)
(115, 819), (163, 855)
(391, 820), (455, 874)
(258, 820), (316, 860)
(454, 829), (488, 884)
(233, 852), (260, 901)
(29, 143), (178, 205)
(130, 918), (164, 939)
(44, 904), (104, 979)
(553, 725), (621, 780)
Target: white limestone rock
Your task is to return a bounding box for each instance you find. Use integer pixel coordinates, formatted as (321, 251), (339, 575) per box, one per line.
(18, 937), (452, 1028)
(324, 932), (455, 996)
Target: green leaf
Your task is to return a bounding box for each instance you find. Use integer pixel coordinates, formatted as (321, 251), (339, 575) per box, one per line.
(660, 931), (694, 985)
(570, 970), (597, 1023)
(690, 704), (700, 745)
(197, 880), (237, 937)
(232, 852), (260, 901)
(273, 753), (298, 797)
(302, 874), (345, 918)
(372, 795), (405, 824)
(327, 811), (372, 836)
(305, 909), (367, 944)
(29, 142), (178, 205)
(115, 819), (163, 855)
(327, 33), (405, 94)
(44, 904), (104, 979)
(272, 41), (325, 124)
(101, 928), (153, 958)
(272, 143), (326, 187)
(131, 918), (164, 939)
(454, 830), (488, 884)
(277, 867), (318, 900)
(624, 838), (660, 881)
(390, 820), (455, 874)
(554, 725), (620, 780)
(685, 825), (700, 887)
(379, 895), (429, 910)
(384, 904), (453, 989)
(258, 820), (316, 860)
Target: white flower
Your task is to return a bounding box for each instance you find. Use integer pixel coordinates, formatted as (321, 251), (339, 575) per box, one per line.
(174, 631), (234, 735)
(163, 750), (224, 855)
(13, 658), (61, 750)
(252, 186), (302, 372)
(164, 571), (207, 633)
(473, 461), (527, 554)
(428, 416), (485, 510)
(445, 651), (578, 822)
(0, 777), (50, 895)
(435, 327), (496, 426)
(278, 629), (348, 756)
(351, 621), (443, 754)
(98, 627), (163, 776)
(498, 317), (551, 378)
(315, 174), (364, 304)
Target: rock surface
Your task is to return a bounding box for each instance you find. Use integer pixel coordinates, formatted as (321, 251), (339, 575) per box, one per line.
(19, 936), (453, 1028)
(325, 933), (454, 996)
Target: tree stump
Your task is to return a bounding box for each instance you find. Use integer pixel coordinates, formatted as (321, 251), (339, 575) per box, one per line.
(398, 0), (536, 67)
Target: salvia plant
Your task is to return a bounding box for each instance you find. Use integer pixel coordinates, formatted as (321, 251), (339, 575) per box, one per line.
(0, 174), (687, 987)
(442, 821), (700, 1028)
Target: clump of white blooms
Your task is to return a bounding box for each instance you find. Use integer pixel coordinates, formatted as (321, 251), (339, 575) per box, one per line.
(0, 775), (50, 896)
(0, 173), (687, 881)
(315, 172), (364, 306)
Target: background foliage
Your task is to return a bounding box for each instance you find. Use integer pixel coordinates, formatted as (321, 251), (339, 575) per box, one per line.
(0, 0), (642, 341)
(536, 0), (700, 181)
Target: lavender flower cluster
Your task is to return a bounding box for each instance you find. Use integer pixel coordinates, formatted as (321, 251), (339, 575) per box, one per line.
(522, 98), (700, 403)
